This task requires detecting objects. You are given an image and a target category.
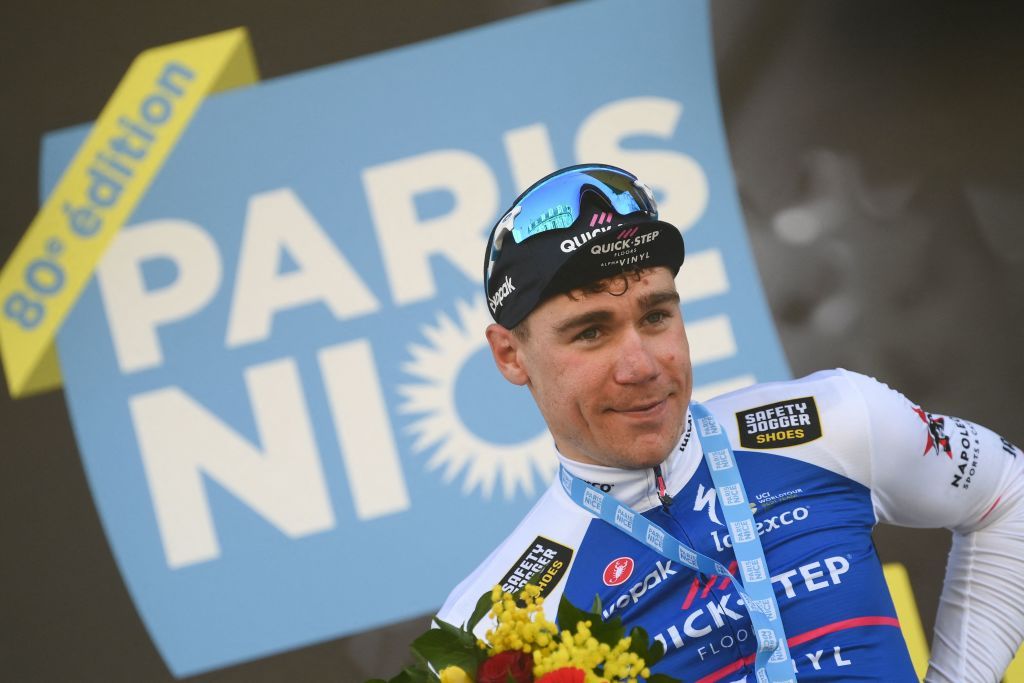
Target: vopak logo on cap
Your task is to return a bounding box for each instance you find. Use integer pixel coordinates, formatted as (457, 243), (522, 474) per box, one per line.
(488, 275), (516, 313)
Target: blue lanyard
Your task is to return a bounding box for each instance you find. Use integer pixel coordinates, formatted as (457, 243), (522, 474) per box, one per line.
(558, 401), (795, 683)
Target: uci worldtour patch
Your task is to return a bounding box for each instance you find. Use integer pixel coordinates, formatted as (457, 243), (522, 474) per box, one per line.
(737, 397), (822, 449)
(499, 536), (573, 598)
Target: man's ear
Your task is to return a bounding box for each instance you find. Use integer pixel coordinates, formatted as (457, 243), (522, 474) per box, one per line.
(485, 323), (529, 386)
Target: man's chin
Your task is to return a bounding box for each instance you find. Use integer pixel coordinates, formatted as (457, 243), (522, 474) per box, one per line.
(615, 441), (676, 469)
(622, 425), (683, 467)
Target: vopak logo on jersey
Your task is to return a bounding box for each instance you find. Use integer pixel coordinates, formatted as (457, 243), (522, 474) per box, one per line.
(603, 557), (635, 586)
(499, 536), (574, 598)
(602, 560), (677, 619)
(736, 397), (822, 449)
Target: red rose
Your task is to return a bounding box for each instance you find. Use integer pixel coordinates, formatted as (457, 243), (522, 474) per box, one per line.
(477, 649), (533, 683)
(536, 668), (586, 683)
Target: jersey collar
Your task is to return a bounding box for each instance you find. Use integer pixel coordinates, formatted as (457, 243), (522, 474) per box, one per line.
(555, 409), (701, 512)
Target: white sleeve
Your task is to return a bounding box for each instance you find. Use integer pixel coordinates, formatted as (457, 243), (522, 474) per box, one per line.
(842, 369), (1024, 682)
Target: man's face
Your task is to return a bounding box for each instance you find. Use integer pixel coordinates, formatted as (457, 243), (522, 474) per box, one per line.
(486, 267), (693, 469)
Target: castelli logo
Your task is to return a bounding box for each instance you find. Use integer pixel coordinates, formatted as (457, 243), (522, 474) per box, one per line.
(602, 557), (635, 586)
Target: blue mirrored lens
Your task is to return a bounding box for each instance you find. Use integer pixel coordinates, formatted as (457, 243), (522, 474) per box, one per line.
(509, 166), (654, 244)
(486, 166), (657, 287)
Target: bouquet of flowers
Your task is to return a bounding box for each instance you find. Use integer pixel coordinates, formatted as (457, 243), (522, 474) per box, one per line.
(368, 584), (678, 683)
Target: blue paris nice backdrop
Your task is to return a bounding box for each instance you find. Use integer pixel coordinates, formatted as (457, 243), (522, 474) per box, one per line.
(42, 0), (789, 676)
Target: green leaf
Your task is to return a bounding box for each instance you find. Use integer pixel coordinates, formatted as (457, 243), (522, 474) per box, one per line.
(556, 592), (589, 636)
(434, 617), (476, 645)
(587, 609), (624, 645)
(626, 624), (664, 667)
(468, 589), (494, 632)
(411, 628), (484, 675)
(409, 646), (432, 675)
(590, 593), (603, 614)
(556, 593), (624, 646)
(400, 666), (432, 683)
(645, 634), (666, 665)
(626, 625), (650, 658)
(367, 665), (432, 683)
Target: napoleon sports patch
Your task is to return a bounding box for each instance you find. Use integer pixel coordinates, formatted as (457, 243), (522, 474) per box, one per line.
(499, 536), (574, 597)
(736, 397), (822, 449)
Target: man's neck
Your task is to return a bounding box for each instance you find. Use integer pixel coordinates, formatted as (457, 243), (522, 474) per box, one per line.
(556, 412), (698, 511)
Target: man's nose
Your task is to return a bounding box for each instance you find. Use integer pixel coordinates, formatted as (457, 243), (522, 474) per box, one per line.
(613, 329), (659, 384)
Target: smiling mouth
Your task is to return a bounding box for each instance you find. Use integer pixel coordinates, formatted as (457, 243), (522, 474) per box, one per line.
(611, 398), (667, 414)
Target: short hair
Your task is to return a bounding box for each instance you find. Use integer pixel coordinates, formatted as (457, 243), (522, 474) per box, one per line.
(568, 267), (645, 300)
(510, 267), (648, 341)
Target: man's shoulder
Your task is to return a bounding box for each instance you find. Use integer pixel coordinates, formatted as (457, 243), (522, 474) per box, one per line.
(703, 368), (865, 418)
(435, 479), (592, 631)
(701, 368), (881, 481)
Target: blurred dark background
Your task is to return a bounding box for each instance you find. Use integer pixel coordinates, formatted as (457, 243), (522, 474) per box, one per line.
(2, 1), (1022, 680)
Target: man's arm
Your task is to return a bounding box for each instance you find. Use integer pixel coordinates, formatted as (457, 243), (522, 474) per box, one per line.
(928, 485), (1024, 682)
(842, 369), (1024, 682)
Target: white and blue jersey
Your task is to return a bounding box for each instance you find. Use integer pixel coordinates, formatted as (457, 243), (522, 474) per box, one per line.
(438, 369), (1024, 682)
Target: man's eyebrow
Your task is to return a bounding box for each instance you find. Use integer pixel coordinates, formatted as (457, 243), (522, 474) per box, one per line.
(552, 310), (614, 335)
(637, 289), (681, 310)
(550, 289), (681, 335)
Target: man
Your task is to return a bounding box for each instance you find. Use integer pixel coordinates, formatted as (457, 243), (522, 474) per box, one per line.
(437, 164), (1024, 682)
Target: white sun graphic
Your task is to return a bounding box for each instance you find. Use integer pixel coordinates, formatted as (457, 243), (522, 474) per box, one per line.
(397, 297), (557, 500)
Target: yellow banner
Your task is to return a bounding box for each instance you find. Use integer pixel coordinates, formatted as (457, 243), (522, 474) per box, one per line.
(882, 563), (928, 680)
(0, 28), (258, 398)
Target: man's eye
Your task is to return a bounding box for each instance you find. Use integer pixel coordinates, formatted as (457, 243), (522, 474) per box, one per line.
(576, 327), (600, 342)
(645, 311), (669, 325)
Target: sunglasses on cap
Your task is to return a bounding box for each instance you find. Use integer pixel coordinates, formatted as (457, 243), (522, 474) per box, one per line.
(486, 164), (659, 283)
